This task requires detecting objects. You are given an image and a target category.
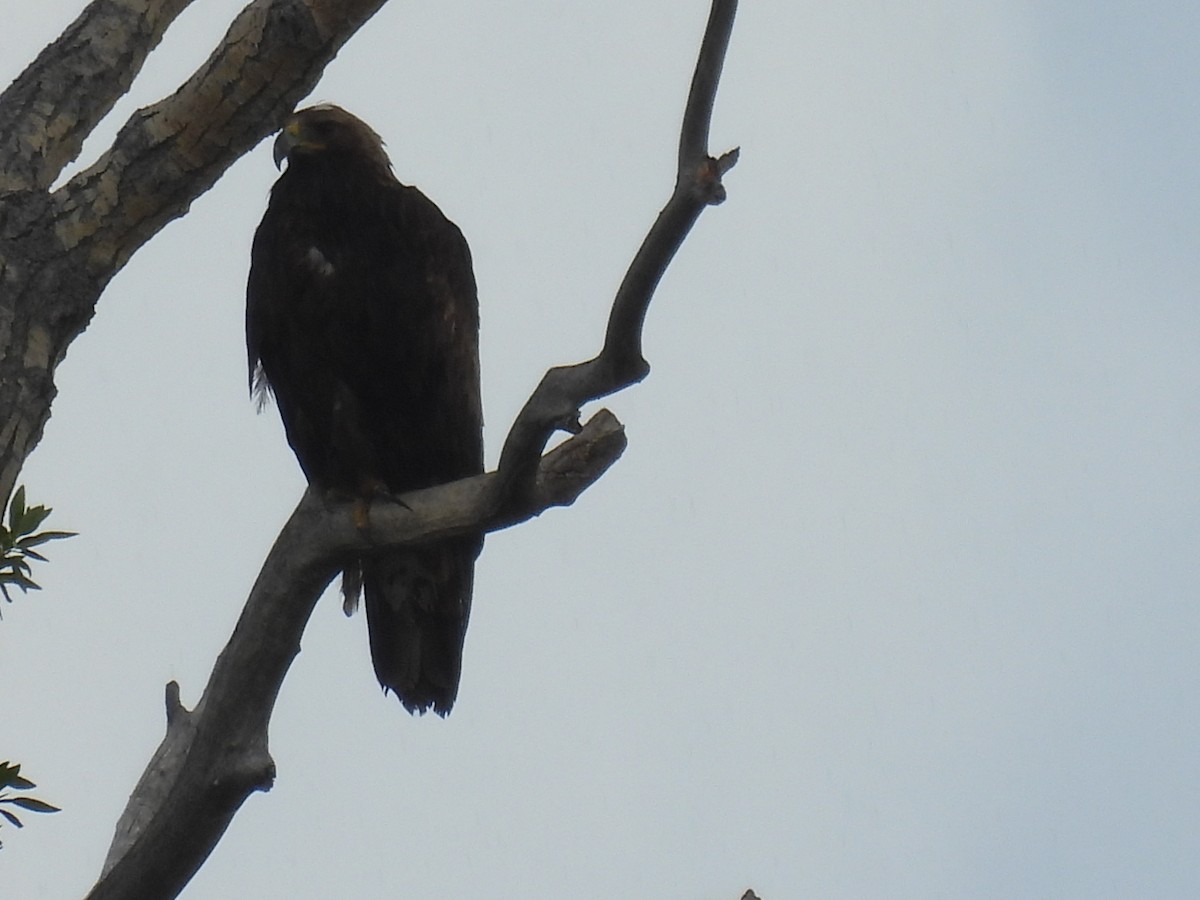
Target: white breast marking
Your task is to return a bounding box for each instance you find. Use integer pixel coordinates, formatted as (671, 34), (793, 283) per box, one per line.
(304, 246), (335, 277)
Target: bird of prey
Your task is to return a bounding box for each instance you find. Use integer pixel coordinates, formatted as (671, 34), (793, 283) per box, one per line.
(247, 105), (483, 715)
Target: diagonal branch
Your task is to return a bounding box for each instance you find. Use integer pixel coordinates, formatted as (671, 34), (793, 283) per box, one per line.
(0, 0), (197, 193)
(494, 0), (739, 503)
(89, 1), (738, 895)
(0, 0), (392, 517)
(89, 411), (627, 900)
(51, 0), (392, 281)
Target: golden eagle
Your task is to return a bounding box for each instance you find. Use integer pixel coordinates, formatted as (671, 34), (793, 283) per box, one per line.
(247, 105), (483, 715)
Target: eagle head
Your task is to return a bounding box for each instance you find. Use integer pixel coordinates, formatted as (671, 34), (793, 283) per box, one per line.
(272, 105), (392, 175)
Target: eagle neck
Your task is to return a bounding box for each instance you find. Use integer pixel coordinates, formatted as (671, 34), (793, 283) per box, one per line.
(275, 158), (397, 213)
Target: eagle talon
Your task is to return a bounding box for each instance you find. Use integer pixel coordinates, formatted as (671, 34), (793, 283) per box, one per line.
(362, 480), (411, 512)
(349, 487), (411, 536)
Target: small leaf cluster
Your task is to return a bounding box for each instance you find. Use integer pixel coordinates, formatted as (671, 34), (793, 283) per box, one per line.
(0, 761), (60, 848)
(0, 486), (75, 610)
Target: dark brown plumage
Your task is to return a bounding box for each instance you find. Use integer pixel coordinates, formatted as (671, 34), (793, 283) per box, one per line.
(247, 105), (483, 715)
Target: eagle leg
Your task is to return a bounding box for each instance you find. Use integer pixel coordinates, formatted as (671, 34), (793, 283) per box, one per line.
(349, 477), (412, 533)
(352, 496), (371, 532)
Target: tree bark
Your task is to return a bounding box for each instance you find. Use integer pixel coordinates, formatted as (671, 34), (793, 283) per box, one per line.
(0, 0), (390, 508)
(90, 411), (629, 900)
(2, 0), (739, 895)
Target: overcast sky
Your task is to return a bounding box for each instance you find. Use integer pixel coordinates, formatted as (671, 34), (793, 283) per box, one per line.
(4, 2), (1200, 897)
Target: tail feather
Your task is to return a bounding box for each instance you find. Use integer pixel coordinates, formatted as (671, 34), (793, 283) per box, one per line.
(358, 538), (479, 715)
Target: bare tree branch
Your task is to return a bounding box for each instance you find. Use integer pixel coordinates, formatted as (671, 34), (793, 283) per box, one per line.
(89, 1), (738, 891)
(0, 0), (197, 193)
(679, 0), (739, 171)
(0, 0), (390, 516)
(51, 0), (393, 277)
(89, 411), (627, 900)
(84, 1), (739, 892)
(1, 0), (738, 893)
(494, 0), (739, 503)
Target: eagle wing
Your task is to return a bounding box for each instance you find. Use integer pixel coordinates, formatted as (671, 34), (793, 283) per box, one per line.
(248, 166), (483, 714)
(248, 181), (482, 492)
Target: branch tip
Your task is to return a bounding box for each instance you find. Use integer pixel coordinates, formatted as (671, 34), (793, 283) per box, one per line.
(692, 150), (738, 206)
(81, 2), (737, 895)
(493, 0), (734, 506)
(164, 680), (188, 724)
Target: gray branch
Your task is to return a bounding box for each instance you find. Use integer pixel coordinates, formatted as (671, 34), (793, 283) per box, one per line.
(89, 411), (628, 900)
(0, 0), (739, 895)
(0, 0), (390, 513)
(0, 0), (197, 193)
(494, 0), (739, 505)
(89, 1), (738, 891)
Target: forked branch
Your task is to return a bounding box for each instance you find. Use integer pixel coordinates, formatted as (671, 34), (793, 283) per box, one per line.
(87, 1), (739, 896)
(494, 0), (739, 504)
(0, 0), (390, 509)
(89, 412), (627, 900)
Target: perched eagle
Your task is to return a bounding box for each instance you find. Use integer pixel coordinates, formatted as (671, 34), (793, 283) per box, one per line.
(247, 105), (483, 715)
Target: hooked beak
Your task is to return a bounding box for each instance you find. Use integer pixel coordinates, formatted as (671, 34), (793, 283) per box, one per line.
(272, 125), (298, 170)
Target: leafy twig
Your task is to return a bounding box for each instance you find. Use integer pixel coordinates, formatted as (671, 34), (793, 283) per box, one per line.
(0, 761), (61, 849)
(0, 486), (76, 612)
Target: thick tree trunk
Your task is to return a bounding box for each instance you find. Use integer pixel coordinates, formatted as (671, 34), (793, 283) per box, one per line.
(0, 0), (390, 505)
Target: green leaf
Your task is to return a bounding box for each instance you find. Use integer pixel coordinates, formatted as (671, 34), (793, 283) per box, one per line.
(0, 572), (41, 593)
(16, 530), (76, 550)
(15, 505), (51, 537)
(6, 797), (59, 814)
(0, 559), (34, 579)
(0, 808), (22, 828)
(8, 486), (26, 531)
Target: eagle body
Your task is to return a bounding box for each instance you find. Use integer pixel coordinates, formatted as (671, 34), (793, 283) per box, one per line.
(247, 106), (482, 714)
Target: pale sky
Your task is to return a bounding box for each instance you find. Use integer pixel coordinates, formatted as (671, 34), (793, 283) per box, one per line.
(4, 2), (1199, 897)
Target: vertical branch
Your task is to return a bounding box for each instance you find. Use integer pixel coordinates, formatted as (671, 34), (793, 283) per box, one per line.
(495, 0), (740, 502)
(679, 0), (739, 170)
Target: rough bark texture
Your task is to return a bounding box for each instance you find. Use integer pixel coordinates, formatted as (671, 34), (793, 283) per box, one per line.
(0, 0), (388, 508)
(2, 0), (739, 896)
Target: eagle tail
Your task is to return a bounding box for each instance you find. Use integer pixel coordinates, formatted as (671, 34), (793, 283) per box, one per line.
(358, 540), (477, 715)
